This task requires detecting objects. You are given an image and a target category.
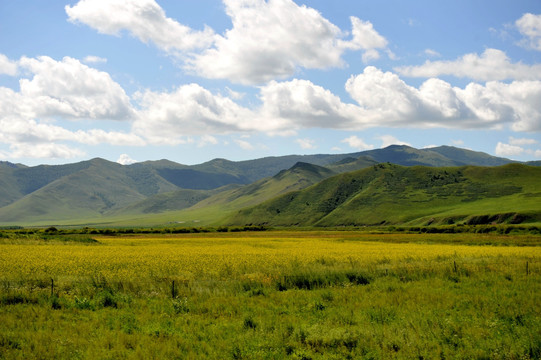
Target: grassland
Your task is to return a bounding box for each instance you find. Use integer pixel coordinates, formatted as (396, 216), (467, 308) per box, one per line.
(1, 230), (540, 359)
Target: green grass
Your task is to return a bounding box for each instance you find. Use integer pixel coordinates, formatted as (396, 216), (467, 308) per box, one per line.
(1, 231), (540, 359)
(229, 163), (541, 228)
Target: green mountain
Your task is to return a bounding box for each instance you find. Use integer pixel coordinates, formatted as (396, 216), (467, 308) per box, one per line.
(228, 163), (541, 227)
(111, 185), (239, 216)
(191, 162), (337, 211)
(0, 145), (532, 226)
(360, 145), (513, 167)
(0, 158), (180, 224)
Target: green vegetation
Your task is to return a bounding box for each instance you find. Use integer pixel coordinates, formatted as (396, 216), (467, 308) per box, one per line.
(0, 231), (539, 359)
(230, 163), (541, 227)
(0, 145), (524, 227)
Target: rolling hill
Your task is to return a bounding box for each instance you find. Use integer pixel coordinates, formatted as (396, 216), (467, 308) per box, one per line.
(0, 145), (534, 226)
(227, 163), (541, 227)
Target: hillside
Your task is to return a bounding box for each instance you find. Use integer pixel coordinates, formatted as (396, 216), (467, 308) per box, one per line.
(0, 145), (529, 226)
(227, 163), (541, 227)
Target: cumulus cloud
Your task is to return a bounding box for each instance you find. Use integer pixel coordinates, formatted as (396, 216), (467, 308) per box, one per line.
(424, 49), (441, 57)
(73, 129), (144, 146)
(131, 68), (541, 142)
(495, 142), (525, 157)
(378, 135), (411, 148)
(495, 137), (541, 159)
(133, 84), (256, 144)
(198, 134), (219, 147)
(341, 136), (373, 150)
(509, 136), (537, 146)
(83, 55), (107, 64)
(117, 153), (137, 165)
(0, 54), (18, 76)
(234, 139), (254, 150)
(66, 0), (215, 53)
(345, 66), (541, 132)
(259, 79), (362, 131)
(395, 48), (541, 81)
(345, 17), (388, 50)
(296, 138), (316, 150)
(66, 0), (390, 84)
(187, 0), (389, 84)
(516, 13), (541, 51)
(18, 55), (134, 120)
(0, 55), (141, 159)
(8, 143), (85, 159)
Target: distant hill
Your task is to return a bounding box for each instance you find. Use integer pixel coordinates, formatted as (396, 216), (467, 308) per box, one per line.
(0, 145), (535, 226)
(228, 163), (541, 227)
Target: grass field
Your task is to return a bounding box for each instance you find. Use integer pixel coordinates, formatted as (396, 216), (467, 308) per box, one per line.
(1, 230), (540, 359)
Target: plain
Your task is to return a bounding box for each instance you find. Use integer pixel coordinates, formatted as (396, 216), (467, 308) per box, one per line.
(0, 229), (540, 359)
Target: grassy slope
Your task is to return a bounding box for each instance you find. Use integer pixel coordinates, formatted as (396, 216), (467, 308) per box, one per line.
(228, 163), (541, 227)
(60, 162), (338, 227)
(106, 162), (338, 227)
(0, 146), (525, 227)
(0, 159), (181, 225)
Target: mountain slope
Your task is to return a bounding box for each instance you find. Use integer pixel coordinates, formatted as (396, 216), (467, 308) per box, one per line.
(0, 159), (181, 223)
(228, 163), (541, 227)
(428, 146), (512, 166)
(191, 162), (336, 211)
(0, 145), (525, 226)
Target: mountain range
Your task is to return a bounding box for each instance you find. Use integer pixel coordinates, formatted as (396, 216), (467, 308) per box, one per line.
(0, 145), (539, 227)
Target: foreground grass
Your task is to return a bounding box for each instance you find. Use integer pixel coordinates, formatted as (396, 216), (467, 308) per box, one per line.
(1, 231), (540, 359)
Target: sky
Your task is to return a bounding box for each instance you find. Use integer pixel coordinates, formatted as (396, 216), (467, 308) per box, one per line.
(1, 0), (541, 166)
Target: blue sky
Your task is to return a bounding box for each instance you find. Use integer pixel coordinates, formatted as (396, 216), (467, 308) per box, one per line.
(1, 0), (541, 166)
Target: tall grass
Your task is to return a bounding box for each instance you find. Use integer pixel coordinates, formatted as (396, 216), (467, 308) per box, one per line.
(0, 231), (539, 359)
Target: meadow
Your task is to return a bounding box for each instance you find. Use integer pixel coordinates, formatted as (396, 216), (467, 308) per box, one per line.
(0, 230), (540, 359)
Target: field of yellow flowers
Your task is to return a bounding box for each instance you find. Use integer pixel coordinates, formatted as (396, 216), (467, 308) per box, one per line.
(1, 230), (540, 359)
(1, 231), (538, 282)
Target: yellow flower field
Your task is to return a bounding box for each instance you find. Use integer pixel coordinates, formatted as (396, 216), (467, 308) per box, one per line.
(1, 231), (538, 283)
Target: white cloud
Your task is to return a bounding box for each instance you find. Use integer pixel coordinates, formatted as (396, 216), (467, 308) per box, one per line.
(362, 49), (381, 63)
(226, 87), (245, 100)
(516, 13), (541, 51)
(343, 17), (388, 63)
(8, 143), (85, 159)
(130, 68), (540, 140)
(83, 55), (107, 64)
(0, 55), (143, 159)
(18, 56), (134, 120)
(117, 153), (137, 165)
(509, 136), (537, 146)
(424, 49), (441, 57)
(73, 129), (144, 146)
(188, 0), (389, 84)
(495, 142), (524, 157)
(133, 84), (256, 144)
(66, 0), (390, 85)
(296, 138), (316, 150)
(377, 135), (410, 148)
(496, 137), (541, 160)
(341, 135), (374, 150)
(259, 79), (361, 131)
(0, 54), (18, 76)
(66, 0), (215, 53)
(345, 66), (541, 132)
(395, 48), (541, 81)
(198, 134), (219, 147)
(234, 139), (254, 150)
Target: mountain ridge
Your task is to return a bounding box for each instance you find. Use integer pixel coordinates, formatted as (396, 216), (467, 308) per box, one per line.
(0, 145), (536, 226)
